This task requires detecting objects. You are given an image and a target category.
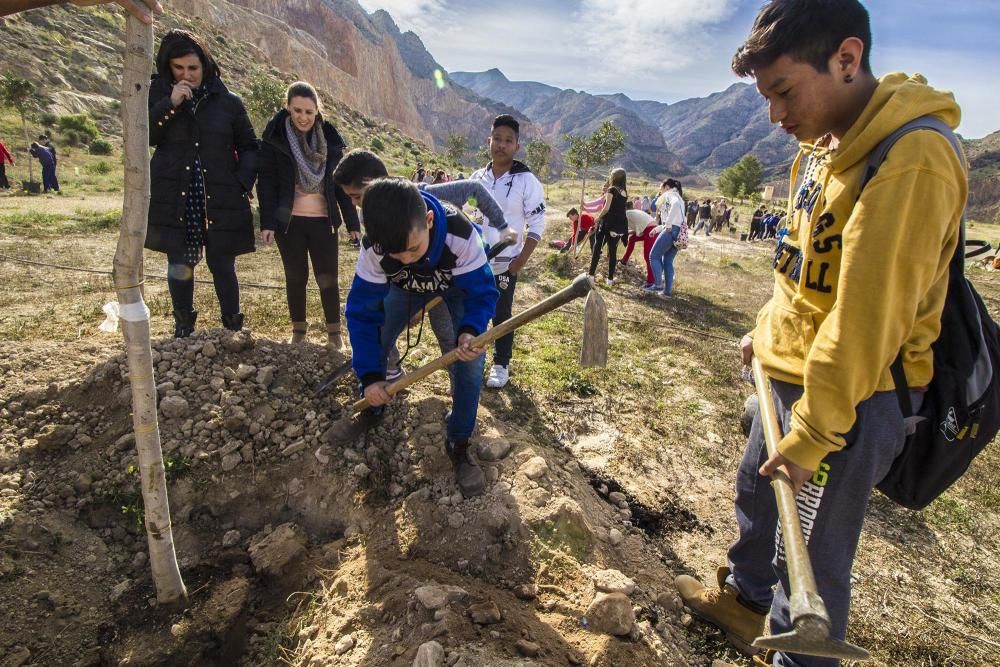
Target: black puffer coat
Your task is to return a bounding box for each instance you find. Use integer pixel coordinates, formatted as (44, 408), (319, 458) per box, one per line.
(256, 110), (360, 234)
(145, 75), (259, 257)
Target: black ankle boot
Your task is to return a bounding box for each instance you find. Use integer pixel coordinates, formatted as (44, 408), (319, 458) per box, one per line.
(221, 312), (244, 331)
(173, 309), (198, 338)
(447, 439), (485, 498)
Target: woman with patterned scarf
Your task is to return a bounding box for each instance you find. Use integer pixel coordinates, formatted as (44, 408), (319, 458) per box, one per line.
(146, 29), (259, 338)
(257, 82), (360, 349)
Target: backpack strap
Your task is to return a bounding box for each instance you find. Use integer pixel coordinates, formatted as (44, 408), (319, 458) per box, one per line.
(863, 116), (966, 424)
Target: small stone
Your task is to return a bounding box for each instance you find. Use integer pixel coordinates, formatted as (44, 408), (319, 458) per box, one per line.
(514, 583), (537, 600)
(334, 634), (354, 655)
(477, 438), (512, 462)
(412, 641), (444, 667)
(160, 395), (190, 419)
(608, 491), (628, 508)
(520, 456), (549, 480)
(248, 523), (307, 576)
(414, 584), (468, 610)
(35, 424), (75, 450)
(256, 366), (275, 387)
(608, 528), (624, 545)
(447, 512), (465, 529)
(109, 578), (132, 602)
(221, 453), (241, 472)
(354, 463), (371, 477)
(592, 569), (636, 595)
(282, 440), (306, 457)
(526, 487), (551, 507)
(201, 341), (217, 358)
(584, 592), (634, 636)
(222, 530), (241, 548)
(514, 639), (540, 657)
(3, 646), (31, 667)
(656, 591), (682, 612)
(468, 600), (501, 625)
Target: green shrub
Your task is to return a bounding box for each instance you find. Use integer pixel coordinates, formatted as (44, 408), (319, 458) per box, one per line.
(89, 139), (113, 156)
(56, 114), (99, 144)
(38, 112), (57, 127)
(370, 136), (385, 151)
(87, 160), (113, 175)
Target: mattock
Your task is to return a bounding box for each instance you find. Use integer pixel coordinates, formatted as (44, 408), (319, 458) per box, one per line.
(751, 358), (871, 661)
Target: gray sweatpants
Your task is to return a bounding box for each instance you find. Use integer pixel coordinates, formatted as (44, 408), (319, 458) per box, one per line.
(726, 378), (919, 667)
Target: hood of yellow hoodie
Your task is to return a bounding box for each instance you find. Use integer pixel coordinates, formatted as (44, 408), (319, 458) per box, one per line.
(831, 72), (962, 172)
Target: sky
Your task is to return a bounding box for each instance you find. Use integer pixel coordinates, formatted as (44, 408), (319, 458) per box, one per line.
(357, 0), (1000, 139)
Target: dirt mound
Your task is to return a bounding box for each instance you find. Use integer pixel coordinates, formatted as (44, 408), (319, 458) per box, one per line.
(0, 329), (701, 665)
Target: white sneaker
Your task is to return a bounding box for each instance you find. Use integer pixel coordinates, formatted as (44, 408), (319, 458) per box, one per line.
(605, 278), (615, 286)
(486, 364), (509, 388)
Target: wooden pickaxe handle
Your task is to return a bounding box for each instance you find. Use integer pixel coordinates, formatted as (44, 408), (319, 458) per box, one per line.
(352, 273), (595, 412)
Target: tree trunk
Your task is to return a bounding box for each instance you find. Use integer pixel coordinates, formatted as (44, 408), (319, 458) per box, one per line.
(20, 112), (33, 185)
(114, 15), (187, 605)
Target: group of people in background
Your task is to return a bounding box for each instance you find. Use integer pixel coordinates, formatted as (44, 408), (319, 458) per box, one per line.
(411, 164), (464, 184)
(748, 205), (785, 241)
(0, 134), (59, 193)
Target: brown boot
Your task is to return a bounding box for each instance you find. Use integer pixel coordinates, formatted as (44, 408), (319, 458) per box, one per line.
(326, 322), (343, 351)
(675, 566), (767, 656)
(288, 321), (308, 344)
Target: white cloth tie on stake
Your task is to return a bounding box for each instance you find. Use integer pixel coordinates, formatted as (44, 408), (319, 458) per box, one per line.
(99, 300), (151, 333)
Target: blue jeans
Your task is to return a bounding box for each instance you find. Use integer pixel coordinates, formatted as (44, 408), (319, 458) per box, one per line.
(381, 285), (484, 442)
(648, 227), (679, 293)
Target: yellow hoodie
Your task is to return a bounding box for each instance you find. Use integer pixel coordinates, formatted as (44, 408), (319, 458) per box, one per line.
(753, 73), (967, 471)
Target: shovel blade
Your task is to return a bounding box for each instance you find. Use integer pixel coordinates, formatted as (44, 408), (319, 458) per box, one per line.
(754, 628), (871, 661)
(580, 286), (608, 367)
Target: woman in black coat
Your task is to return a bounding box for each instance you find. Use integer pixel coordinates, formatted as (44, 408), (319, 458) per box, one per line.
(256, 81), (360, 349)
(146, 29), (259, 337)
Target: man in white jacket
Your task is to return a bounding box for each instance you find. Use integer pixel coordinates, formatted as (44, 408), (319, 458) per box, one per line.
(469, 115), (547, 389)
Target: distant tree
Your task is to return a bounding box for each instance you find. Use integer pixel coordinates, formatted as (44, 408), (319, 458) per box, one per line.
(525, 138), (552, 190)
(563, 120), (626, 204)
(0, 75), (43, 185)
(475, 143), (490, 166)
(445, 132), (467, 166)
(717, 154), (764, 200)
(243, 70), (285, 132)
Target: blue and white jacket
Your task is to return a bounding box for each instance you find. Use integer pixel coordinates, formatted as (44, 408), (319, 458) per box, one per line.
(346, 192), (499, 388)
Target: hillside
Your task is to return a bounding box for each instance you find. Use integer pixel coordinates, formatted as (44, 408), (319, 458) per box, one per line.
(0, 4), (456, 176)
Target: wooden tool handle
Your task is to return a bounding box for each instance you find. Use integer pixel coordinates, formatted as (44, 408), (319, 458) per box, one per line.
(751, 358), (822, 601)
(352, 274), (595, 412)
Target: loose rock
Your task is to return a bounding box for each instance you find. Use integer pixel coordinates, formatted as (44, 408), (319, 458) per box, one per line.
(593, 569), (636, 595)
(248, 523), (306, 576)
(584, 592), (635, 636)
(412, 641), (445, 667)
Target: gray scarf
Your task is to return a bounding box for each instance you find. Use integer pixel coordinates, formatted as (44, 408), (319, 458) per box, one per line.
(285, 116), (327, 193)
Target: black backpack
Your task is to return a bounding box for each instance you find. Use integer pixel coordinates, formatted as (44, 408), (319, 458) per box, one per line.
(864, 116), (1000, 510)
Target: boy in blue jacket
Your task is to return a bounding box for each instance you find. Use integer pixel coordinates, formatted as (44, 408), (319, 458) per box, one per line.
(344, 177), (499, 498)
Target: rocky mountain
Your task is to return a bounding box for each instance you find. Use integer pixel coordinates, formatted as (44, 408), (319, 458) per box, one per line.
(454, 70), (799, 173)
(451, 69), (687, 177)
(966, 131), (1000, 223)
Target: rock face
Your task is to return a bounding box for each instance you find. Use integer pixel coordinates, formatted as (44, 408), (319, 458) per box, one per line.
(168, 0), (521, 152)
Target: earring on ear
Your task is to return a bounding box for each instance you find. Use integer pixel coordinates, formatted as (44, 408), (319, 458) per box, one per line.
(844, 74), (854, 83)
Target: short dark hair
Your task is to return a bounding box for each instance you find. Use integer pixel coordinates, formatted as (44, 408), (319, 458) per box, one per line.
(732, 0), (872, 77)
(156, 29), (221, 82)
(360, 178), (428, 255)
(332, 149), (389, 189)
(566, 207), (579, 218)
(492, 114), (520, 137)
(286, 81), (320, 108)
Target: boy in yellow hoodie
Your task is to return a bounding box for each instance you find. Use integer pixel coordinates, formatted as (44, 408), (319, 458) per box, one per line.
(674, 1), (967, 666)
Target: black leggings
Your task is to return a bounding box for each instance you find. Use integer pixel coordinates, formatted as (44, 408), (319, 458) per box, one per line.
(167, 246), (240, 315)
(275, 216), (341, 324)
(589, 229), (623, 280)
